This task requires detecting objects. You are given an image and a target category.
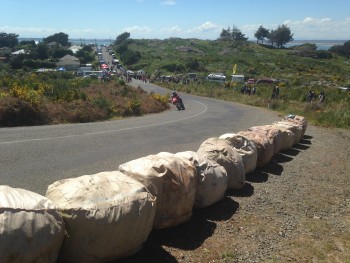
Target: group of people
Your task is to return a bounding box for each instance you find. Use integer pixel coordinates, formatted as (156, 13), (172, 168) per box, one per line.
(240, 85), (257, 95)
(307, 90), (325, 103)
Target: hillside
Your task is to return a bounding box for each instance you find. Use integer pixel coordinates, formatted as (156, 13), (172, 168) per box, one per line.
(119, 38), (350, 87)
(112, 38), (349, 129)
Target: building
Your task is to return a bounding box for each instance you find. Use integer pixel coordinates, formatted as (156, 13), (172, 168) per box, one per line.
(69, 45), (82, 54)
(57, 54), (80, 70)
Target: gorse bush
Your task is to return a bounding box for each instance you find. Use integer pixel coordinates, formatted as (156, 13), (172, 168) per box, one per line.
(0, 74), (170, 126)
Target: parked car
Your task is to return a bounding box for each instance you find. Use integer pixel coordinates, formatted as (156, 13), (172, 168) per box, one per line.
(247, 78), (256, 84)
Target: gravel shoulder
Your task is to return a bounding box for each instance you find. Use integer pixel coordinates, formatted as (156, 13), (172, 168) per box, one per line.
(116, 125), (350, 263)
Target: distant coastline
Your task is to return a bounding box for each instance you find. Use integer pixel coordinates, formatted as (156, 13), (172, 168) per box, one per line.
(285, 40), (347, 50)
(18, 38), (346, 50)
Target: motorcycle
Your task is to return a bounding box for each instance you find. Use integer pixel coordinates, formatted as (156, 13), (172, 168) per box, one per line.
(171, 95), (185, 110)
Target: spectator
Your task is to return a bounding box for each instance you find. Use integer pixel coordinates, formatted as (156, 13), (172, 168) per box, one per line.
(319, 91), (325, 103)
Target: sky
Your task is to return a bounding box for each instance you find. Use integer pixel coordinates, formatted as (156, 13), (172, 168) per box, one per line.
(1, 0), (349, 40)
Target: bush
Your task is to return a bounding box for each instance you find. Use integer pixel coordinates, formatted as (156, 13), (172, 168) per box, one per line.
(0, 97), (48, 126)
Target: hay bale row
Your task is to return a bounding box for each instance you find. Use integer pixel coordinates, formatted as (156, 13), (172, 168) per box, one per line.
(0, 114), (306, 263)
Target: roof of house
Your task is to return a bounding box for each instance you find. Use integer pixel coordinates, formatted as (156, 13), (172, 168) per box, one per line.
(11, 49), (30, 55)
(59, 54), (80, 62)
(57, 60), (80, 66)
(70, 45), (82, 50)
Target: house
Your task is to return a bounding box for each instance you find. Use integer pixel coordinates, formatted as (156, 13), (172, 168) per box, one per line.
(11, 49), (30, 56)
(69, 45), (82, 54)
(57, 54), (80, 70)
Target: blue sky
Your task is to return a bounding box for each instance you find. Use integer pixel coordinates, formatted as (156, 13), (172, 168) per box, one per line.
(1, 0), (349, 40)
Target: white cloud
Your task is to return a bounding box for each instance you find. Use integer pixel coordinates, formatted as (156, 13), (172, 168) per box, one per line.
(122, 26), (151, 33)
(282, 17), (350, 39)
(161, 26), (182, 33)
(240, 17), (350, 40)
(188, 21), (219, 33)
(3, 16), (350, 40)
(161, 0), (176, 5)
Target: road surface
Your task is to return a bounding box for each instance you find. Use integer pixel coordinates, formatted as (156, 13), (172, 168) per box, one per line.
(0, 80), (279, 195)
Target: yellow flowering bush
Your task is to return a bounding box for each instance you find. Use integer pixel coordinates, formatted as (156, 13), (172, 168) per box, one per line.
(150, 93), (169, 105)
(127, 99), (141, 115)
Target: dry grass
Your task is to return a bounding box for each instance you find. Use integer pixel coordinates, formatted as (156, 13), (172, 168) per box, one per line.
(0, 81), (170, 127)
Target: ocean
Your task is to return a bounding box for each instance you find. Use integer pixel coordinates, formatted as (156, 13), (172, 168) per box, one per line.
(284, 40), (346, 50)
(18, 38), (346, 50)
(18, 38), (114, 46)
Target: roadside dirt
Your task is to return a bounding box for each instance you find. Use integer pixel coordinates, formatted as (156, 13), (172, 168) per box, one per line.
(115, 125), (350, 263)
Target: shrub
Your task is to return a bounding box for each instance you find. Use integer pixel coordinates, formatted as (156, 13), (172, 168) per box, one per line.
(0, 97), (48, 126)
(126, 99), (141, 116)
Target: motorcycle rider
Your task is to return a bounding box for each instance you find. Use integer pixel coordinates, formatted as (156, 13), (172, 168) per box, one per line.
(171, 91), (178, 99)
(170, 91), (185, 110)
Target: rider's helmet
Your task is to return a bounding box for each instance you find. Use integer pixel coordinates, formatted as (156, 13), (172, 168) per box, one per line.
(171, 91), (177, 97)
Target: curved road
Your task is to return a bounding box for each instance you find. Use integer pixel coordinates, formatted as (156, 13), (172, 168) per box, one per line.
(0, 80), (279, 195)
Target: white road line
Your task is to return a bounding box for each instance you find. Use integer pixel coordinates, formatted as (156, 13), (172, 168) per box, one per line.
(0, 100), (207, 145)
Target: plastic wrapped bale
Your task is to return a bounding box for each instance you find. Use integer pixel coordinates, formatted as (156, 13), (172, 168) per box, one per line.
(283, 114), (307, 138)
(46, 171), (156, 263)
(119, 152), (197, 229)
(248, 125), (283, 155)
(219, 133), (258, 174)
(274, 121), (302, 145)
(0, 185), (64, 263)
(238, 131), (274, 168)
(197, 137), (245, 190)
(271, 124), (295, 151)
(175, 151), (228, 208)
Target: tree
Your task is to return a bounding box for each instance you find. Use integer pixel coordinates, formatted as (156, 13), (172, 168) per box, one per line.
(219, 27), (231, 41)
(218, 26), (247, 41)
(50, 48), (73, 59)
(121, 50), (141, 65)
(329, 40), (350, 57)
(268, 25), (294, 48)
(254, 26), (269, 44)
(115, 32), (130, 45)
(186, 58), (200, 71)
(231, 26), (248, 41)
(43, 32), (69, 46)
(36, 43), (49, 60)
(76, 49), (95, 64)
(0, 32), (19, 48)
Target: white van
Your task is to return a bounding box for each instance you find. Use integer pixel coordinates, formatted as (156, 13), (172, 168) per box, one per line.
(231, 75), (245, 83)
(206, 73), (226, 82)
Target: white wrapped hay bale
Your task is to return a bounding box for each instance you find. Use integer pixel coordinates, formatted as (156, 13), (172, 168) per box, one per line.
(197, 137), (245, 190)
(219, 133), (258, 174)
(175, 151), (228, 208)
(0, 185), (64, 263)
(238, 131), (274, 168)
(274, 121), (303, 145)
(119, 152), (197, 229)
(283, 114), (307, 137)
(248, 125), (283, 155)
(46, 171), (156, 263)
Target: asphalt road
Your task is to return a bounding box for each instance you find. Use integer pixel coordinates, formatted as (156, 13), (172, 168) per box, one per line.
(0, 80), (280, 195)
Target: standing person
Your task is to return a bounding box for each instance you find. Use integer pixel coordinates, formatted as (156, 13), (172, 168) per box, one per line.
(252, 86), (256, 95)
(319, 91), (325, 103)
(274, 85), (280, 99)
(271, 86), (276, 99)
